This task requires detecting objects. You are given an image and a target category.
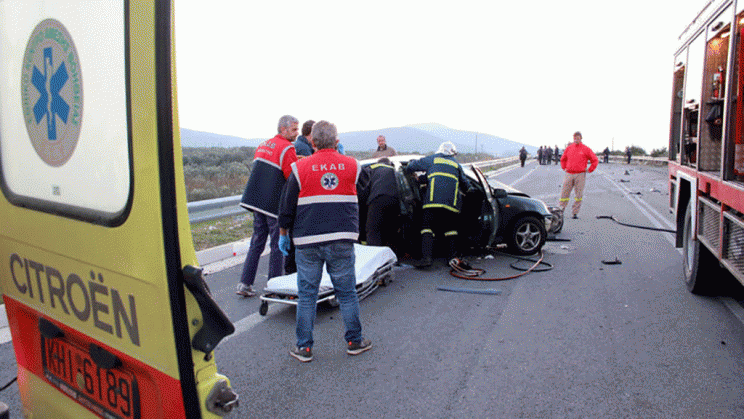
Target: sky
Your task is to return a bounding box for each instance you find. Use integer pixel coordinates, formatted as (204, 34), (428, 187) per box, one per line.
(174, 0), (710, 153)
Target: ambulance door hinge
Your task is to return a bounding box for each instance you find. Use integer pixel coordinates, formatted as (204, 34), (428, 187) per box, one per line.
(182, 265), (236, 360)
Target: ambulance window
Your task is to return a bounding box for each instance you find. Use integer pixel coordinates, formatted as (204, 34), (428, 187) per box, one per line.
(0, 2), (130, 225)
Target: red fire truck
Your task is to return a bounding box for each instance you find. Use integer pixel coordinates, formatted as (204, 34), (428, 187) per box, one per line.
(669, 0), (744, 294)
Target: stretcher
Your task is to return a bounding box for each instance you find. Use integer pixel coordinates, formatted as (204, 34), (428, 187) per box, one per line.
(258, 244), (397, 316)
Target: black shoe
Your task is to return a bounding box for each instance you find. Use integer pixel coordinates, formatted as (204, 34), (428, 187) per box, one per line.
(572, 214), (578, 219)
(347, 339), (372, 355)
(289, 346), (313, 362)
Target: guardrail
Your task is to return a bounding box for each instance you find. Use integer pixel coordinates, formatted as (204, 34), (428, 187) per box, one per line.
(186, 155), (668, 223)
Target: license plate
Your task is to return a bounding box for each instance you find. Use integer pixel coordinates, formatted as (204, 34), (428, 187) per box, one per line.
(41, 336), (141, 419)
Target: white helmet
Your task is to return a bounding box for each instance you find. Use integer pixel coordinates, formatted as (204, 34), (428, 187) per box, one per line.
(437, 141), (457, 156)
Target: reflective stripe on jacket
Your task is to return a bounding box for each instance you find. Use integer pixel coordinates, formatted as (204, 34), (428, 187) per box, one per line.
(287, 149), (360, 247)
(357, 162), (398, 205)
(405, 153), (469, 213)
(240, 134), (297, 217)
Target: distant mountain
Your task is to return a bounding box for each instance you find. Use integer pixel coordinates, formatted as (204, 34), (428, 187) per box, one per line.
(339, 123), (534, 157)
(181, 124), (537, 157)
(406, 123), (534, 157)
(180, 128), (263, 148)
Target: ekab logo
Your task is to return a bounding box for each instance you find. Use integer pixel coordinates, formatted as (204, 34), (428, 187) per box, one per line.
(21, 19), (83, 167)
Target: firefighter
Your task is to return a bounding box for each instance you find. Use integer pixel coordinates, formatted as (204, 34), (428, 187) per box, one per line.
(357, 157), (399, 250)
(404, 142), (470, 268)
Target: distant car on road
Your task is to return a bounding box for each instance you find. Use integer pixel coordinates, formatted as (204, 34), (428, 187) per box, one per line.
(359, 155), (559, 258)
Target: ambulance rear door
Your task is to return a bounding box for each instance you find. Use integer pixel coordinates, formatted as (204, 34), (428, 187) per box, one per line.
(0, 1), (236, 418)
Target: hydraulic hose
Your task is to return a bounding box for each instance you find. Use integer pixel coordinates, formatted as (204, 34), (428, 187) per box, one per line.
(596, 215), (676, 234)
(448, 250), (551, 281)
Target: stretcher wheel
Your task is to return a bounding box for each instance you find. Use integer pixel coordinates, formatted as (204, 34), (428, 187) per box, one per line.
(259, 301), (268, 316)
(328, 297), (340, 308)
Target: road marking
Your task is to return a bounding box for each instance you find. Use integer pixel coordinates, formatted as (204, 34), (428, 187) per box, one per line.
(221, 303), (288, 343)
(599, 170), (679, 252)
(507, 166), (537, 187)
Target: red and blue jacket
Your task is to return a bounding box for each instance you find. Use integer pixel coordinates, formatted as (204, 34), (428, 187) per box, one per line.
(279, 149), (361, 248)
(240, 134), (297, 218)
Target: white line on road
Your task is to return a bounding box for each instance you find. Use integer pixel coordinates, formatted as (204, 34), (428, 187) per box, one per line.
(507, 165), (537, 187)
(599, 170), (679, 252)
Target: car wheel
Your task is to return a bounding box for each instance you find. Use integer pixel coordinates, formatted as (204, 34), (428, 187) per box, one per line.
(509, 216), (546, 255)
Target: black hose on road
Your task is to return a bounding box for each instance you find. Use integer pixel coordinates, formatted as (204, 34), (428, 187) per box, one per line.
(596, 215), (676, 234)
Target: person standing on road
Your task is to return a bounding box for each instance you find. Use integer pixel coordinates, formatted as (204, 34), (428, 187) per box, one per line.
(404, 141), (470, 268)
(294, 120), (315, 157)
(554, 145), (561, 165)
(559, 131), (598, 219)
(357, 157), (399, 250)
(537, 146), (543, 165)
(603, 147), (610, 164)
(626, 146), (632, 164)
(519, 146), (528, 167)
(372, 134), (397, 158)
(278, 120), (371, 362)
(546, 146), (553, 165)
(236, 115), (299, 297)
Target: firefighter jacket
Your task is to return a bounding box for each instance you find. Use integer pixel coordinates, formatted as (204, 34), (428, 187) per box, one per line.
(240, 134), (298, 218)
(278, 149), (361, 248)
(404, 153), (469, 213)
(560, 142), (598, 174)
(357, 162), (398, 205)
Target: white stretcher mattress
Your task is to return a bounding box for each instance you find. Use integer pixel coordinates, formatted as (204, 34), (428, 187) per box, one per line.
(263, 243), (397, 296)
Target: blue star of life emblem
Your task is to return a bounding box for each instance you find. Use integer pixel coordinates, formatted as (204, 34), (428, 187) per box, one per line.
(21, 19), (83, 167)
(321, 173), (339, 190)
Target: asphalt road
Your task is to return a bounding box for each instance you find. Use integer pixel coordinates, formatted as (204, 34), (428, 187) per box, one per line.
(1, 160), (743, 418)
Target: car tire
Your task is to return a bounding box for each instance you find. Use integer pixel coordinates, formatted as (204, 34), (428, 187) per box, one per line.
(509, 215), (546, 255)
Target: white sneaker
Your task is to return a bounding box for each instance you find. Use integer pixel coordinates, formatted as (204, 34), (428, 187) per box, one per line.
(235, 283), (256, 297)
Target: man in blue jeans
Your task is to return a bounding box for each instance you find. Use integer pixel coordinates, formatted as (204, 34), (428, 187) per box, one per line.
(278, 120), (371, 362)
(237, 115), (299, 297)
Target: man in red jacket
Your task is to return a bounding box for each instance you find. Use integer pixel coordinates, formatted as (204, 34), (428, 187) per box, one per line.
(559, 131), (598, 219)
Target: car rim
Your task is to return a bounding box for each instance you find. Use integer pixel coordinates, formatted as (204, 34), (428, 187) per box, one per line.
(516, 222), (541, 251)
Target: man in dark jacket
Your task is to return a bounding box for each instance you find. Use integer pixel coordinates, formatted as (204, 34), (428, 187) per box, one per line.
(294, 120), (315, 157)
(519, 147), (528, 167)
(236, 115), (298, 297)
(404, 142), (470, 268)
(357, 157), (399, 250)
(278, 120), (371, 362)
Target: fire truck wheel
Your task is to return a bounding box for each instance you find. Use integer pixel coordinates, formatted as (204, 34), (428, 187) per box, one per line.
(682, 201), (719, 295)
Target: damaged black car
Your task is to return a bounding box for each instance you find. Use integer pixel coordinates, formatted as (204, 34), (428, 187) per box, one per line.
(358, 155), (561, 259)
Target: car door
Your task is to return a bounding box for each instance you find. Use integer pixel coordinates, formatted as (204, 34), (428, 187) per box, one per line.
(0, 2), (235, 418)
(468, 165), (499, 248)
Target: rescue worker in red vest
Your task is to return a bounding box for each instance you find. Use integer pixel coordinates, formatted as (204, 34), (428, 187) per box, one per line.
(236, 115), (299, 297)
(404, 141), (470, 269)
(278, 120), (371, 362)
(357, 157), (399, 251)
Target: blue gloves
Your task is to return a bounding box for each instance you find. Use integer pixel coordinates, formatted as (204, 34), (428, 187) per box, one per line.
(279, 234), (290, 256)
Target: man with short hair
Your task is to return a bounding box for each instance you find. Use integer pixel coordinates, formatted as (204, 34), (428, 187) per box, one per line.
(236, 115), (299, 297)
(278, 120), (371, 362)
(294, 120), (315, 157)
(559, 131), (598, 219)
(372, 134), (397, 158)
